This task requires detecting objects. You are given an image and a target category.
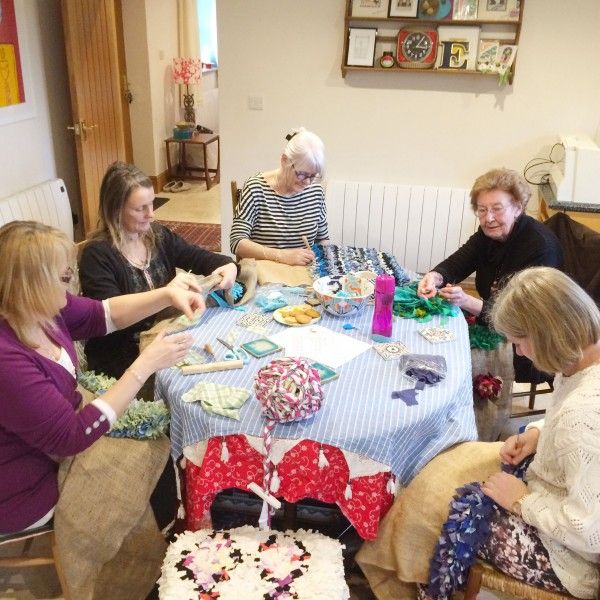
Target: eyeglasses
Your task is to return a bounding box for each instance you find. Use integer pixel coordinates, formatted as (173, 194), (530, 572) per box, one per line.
(291, 164), (321, 183)
(60, 266), (74, 284)
(475, 205), (510, 218)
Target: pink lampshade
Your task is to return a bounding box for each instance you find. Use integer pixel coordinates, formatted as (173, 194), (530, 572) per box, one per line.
(172, 57), (202, 85)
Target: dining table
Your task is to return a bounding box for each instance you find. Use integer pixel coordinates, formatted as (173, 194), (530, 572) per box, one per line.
(155, 285), (477, 540)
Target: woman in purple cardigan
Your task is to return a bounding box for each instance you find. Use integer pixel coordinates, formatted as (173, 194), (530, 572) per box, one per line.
(0, 220), (203, 534)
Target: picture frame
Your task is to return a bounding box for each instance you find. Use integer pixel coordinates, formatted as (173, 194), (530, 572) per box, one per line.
(388, 0), (418, 18)
(435, 25), (480, 70)
(476, 39), (499, 71)
(0, 0), (36, 125)
(452, 0), (478, 19)
(417, 0), (453, 20)
(476, 0), (519, 21)
(351, 0), (390, 18)
(346, 27), (378, 67)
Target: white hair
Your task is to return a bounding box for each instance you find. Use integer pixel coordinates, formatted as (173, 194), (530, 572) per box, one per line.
(283, 127), (325, 174)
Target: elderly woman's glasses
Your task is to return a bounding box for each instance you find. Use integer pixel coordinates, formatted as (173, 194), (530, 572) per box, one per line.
(291, 164), (321, 183)
(60, 266), (74, 284)
(476, 205), (509, 218)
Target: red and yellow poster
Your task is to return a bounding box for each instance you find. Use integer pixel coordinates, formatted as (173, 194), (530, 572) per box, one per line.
(0, 0), (25, 107)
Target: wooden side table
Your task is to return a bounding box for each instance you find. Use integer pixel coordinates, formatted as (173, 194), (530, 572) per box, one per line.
(165, 133), (220, 190)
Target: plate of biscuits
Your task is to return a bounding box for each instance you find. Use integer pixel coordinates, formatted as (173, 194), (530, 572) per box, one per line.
(273, 304), (321, 327)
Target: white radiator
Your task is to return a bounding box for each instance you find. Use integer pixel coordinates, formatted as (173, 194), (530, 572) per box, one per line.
(0, 179), (73, 241)
(326, 181), (478, 274)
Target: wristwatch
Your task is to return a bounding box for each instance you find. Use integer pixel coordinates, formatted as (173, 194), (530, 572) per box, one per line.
(511, 493), (529, 517)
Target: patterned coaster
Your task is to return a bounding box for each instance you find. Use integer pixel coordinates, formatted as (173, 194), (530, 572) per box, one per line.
(419, 326), (456, 344)
(235, 312), (272, 330)
(373, 341), (409, 360)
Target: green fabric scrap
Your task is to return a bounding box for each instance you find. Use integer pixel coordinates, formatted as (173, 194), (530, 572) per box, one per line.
(393, 283), (459, 320)
(469, 323), (506, 350)
(181, 381), (251, 420)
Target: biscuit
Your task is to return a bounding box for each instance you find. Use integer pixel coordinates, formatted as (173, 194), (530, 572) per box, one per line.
(303, 307), (320, 319)
(295, 313), (311, 324)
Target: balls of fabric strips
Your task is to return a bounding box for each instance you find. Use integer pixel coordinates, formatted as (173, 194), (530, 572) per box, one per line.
(254, 357), (323, 424)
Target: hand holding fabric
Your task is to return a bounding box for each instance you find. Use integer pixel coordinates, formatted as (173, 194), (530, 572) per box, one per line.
(481, 471), (528, 512)
(166, 287), (206, 319)
(417, 271), (443, 298)
(139, 329), (194, 374)
(212, 263), (237, 289)
(500, 429), (539, 465)
(279, 248), (315, 266)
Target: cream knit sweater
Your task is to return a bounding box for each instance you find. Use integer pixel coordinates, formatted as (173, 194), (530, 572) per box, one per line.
(521, 364), (600, 599)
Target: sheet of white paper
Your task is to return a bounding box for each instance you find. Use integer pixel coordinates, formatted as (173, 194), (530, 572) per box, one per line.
(269, 325), (371, 368)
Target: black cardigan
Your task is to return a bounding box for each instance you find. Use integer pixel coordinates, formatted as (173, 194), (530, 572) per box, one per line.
(79, 223), (235, 378)
(432, 214), (563, 382)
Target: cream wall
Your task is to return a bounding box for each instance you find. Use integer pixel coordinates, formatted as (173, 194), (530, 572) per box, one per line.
(0, 0), (78, 213)
(217, 0), (600, 254)
(122, 0), (178, 176)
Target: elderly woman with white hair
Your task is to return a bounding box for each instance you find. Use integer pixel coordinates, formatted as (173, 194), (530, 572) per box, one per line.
(230, 127), (329, 266)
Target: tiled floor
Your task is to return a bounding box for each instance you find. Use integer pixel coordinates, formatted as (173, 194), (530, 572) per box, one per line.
(153, 181), (221, 224)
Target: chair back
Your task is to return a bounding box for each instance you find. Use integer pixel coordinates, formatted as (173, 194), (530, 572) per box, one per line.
(544, 212), (600, 305)
(230, 180), (241, 216)
(0, 524), (69, 598)
(466, 560), (576, 600)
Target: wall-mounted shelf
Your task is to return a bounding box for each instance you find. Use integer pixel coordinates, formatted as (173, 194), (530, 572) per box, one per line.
(341, 0), (524, 84)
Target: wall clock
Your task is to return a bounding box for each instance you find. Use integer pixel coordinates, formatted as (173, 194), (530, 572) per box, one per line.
(396, 27), (438, 69)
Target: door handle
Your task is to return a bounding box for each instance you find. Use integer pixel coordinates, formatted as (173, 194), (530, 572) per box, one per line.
(67, 119), (97, 141)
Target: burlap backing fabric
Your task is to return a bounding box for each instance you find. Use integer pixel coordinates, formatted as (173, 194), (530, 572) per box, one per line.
(54, 388), (170, 599)
(471, 341), (515, 442)
(356, 441), (503, 599)
(256, 259), (314, 286)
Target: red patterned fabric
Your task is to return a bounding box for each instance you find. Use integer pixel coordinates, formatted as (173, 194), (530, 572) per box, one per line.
(184, 435), (394, 539)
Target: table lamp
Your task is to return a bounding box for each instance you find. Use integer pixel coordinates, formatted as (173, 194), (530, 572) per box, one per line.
(172, 57), (202, 125)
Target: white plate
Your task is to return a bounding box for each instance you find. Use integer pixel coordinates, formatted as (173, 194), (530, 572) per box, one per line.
(273, 306), (321, 327)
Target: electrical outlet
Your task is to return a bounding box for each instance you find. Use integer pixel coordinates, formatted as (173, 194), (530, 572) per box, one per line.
(247, 95), (263, 111)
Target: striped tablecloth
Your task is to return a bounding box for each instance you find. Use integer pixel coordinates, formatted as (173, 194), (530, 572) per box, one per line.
(156, 286), (477, 486)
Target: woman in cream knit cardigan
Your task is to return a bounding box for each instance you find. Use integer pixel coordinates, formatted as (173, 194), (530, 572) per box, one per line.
(478, 267), (600, 598)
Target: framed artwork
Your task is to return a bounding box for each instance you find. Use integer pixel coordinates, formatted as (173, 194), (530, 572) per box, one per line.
(388, 0), (418, 18)
(417, 0), (453, 20)
(346, 28), (378, 66)
(477, 0), (519, 21)
(351, 0), (390, 18)
(452, 0), (478, 19)
(496, 44), (517, 74)
(0, 0), (35, 124)
(435, 25), (480, 70)
(476, 39), (499, 71)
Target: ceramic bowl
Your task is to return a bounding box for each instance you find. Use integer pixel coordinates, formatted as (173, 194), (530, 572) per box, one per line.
(312, 275), (374, 317)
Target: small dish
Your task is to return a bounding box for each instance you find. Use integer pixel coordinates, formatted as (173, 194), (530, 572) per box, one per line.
(273, 305), (321, 327)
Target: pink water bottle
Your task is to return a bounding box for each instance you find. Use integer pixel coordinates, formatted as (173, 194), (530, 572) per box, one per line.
(371, 274), (395, 342)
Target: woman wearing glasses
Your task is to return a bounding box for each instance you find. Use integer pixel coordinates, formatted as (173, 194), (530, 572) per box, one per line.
(0, 220), (202, 534)
(230, 127), (329, 266)
(417, 169), (563, 440)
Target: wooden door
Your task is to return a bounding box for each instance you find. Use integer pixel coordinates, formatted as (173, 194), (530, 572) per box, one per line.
(62, 0), (132, 235)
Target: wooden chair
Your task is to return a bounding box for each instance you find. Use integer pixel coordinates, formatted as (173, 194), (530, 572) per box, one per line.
(0, 523), (69, 599)
(230, 180), (241, 215)
(465, 560), (576, 600)
(511, 381), (554, 417)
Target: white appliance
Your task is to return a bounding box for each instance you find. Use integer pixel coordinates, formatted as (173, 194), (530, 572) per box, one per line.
(549, 135), (600, 205)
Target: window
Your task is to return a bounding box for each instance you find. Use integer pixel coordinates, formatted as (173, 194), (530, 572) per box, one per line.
(197, 0), (218, 68)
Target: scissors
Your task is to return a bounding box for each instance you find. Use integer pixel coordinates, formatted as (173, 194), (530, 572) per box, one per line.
(217, 337), (250, 364)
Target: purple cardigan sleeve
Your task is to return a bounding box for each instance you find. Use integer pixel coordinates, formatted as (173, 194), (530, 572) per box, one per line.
(0, 295), (110, 458)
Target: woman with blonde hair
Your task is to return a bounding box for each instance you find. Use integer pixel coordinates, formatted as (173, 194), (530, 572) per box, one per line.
(79, 161), (237, 379)
(0, 220), (202, 534)
(230, 127), (330, 266)
(478, 266), (600, 598)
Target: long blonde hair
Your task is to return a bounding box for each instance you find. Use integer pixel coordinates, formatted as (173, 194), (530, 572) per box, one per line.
(0, 221), (73, 346)
(491, 267), (600, 373)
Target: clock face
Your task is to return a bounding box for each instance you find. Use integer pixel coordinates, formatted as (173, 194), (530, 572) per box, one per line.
(403, 32), (432, 61)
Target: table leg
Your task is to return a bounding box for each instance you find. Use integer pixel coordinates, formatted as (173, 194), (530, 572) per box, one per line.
(165, 140), (173, 180)
(282, 500), (297, 530)
(202, 142), (211, 190)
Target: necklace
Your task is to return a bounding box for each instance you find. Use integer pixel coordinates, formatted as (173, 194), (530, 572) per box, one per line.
(122, 242), (150, 269)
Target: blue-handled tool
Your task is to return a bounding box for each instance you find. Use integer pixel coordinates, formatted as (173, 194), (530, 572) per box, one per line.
(217, 337), (250, 364)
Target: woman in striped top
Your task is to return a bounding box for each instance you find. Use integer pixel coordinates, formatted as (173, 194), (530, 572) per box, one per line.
(230, 128), (330, 266)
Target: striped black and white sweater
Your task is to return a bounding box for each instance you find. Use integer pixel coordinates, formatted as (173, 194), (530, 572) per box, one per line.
(230, 174), (329, 253)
